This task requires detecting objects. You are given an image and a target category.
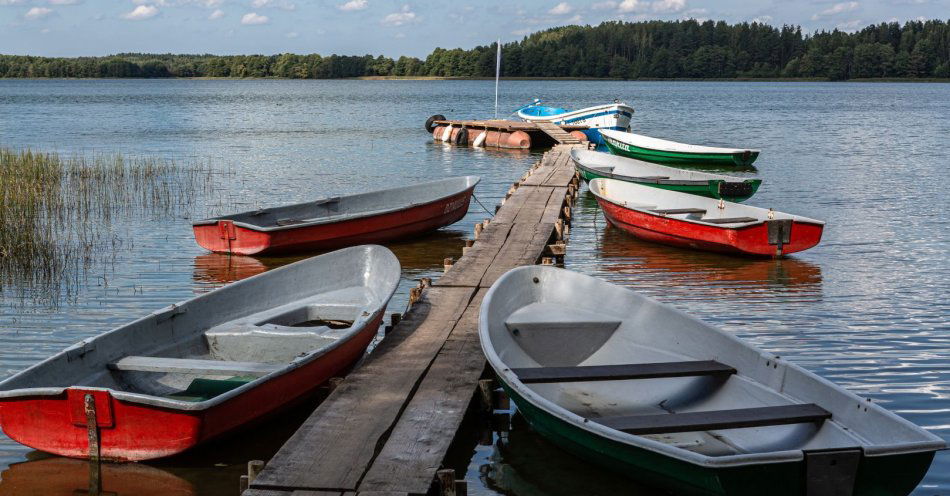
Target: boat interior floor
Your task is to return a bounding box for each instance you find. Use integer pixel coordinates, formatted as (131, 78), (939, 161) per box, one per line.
(503, 302), (868, 457)
(103, 287), (373, 402)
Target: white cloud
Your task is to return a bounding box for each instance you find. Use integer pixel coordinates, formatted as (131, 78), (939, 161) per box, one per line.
(133, 0), (166, 5)
(548, 2), (573, 15)
(208, 8), (223, 19)
(836, 18), (862, 30)
(381, 4), (416, 26)
(751, 15), (772, 24)
(251, 0), (295, 10)
(592, 1), (616, 10)
(48, 0), (80, 5)
(338, 0), (367, 11)
(285, 31), (298, 37)
(512, 28), (533, 36)
(122, 4), (158, 20)
(24, 6), (53, 19)
(812, 1), (859, 20)
(617, 0), (638, 12)
(651, 0), (684, 13)
(0, 0), (26, 5)
(241, 12), (269, 24)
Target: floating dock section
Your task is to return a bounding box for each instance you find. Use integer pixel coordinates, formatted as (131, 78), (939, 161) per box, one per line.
(244, 143), (584, 496)
(429, 118), (587, 149)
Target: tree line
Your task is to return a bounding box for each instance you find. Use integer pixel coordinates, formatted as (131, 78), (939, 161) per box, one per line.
(1, 19), (947, 80)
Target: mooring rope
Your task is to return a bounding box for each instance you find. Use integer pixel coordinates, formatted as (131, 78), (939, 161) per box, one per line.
(472, 193), (494, 215)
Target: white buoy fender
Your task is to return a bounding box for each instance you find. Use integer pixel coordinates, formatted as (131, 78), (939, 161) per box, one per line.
(473, 131), (487, 147)
(441, 125), (453, 142)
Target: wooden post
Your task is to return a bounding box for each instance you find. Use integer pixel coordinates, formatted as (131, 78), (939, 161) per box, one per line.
(474, 223), (483, 239)
(239, 475), (249, 493)
(456, 480), (468, 496)
(437, 469), (457, 496)
(443, 258), (454, 272)
(478, 379), (494, 412)
(555, 219), (564, 241)
(541, 257), (554, 265)
(420, 277), (432, 288)
(391, 313), (402, 327)
(84, 394), (100, 462)
(248, 460), (265, 482)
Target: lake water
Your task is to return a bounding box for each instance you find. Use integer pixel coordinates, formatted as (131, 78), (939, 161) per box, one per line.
(0, 79), (947, 495)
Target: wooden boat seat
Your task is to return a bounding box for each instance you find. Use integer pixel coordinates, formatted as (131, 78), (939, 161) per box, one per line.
(512, 360), (736, 384)
(701, 217), (758, 224)
(652, 208), (706, 215)
(596, 403), (831, 435)
(109, 356), (281, 377)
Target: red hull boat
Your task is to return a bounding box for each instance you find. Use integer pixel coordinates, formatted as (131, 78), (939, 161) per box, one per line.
(589, 179), (824, 257)
(0, 246), (400, 461)
(193, 176), (480, 256)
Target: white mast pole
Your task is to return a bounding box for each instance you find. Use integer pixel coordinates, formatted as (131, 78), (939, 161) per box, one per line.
(494, 39), (501, 119)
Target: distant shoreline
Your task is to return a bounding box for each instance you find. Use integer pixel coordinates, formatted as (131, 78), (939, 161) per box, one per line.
(2, 76), (948, 83)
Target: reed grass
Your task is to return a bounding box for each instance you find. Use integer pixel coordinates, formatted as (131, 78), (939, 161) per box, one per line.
(0, 148), (218, 306)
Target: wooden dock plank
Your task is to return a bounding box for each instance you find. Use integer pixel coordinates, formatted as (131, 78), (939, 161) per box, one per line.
(481, 222), (556, 288)
(435, 222), (511, 288)
(358, 290), (489, 494)
(250, 286), (476, 492)
(245, 144), (579, 496)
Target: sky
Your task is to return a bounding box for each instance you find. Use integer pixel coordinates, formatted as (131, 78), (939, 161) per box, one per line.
(0, 0), (947, 58)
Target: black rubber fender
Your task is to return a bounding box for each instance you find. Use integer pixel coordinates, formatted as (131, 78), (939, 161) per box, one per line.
(453, 127), (469, 145)
(425, 114), (446, 133)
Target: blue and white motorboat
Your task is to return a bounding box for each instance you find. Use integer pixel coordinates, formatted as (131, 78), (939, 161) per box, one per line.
(517, 99), (634, 145)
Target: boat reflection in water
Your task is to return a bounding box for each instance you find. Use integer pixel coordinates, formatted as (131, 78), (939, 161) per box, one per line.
(482, 414), (662, 496)
(0, 456), (195, 496)
(193, 229), (471, 288)
(589, 222), (823, 298)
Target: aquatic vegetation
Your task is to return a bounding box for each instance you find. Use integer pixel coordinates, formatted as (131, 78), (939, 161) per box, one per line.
(0, 148), (218, 306)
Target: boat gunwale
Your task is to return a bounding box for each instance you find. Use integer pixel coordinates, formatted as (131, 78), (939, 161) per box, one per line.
(0, 245), (402, 412)
(571, 149), (761, 187)
(478, 266), (947, 469)
(192, 175), (480, 233)
(601, 129), (760, 156)
(587, 178), (824, 228)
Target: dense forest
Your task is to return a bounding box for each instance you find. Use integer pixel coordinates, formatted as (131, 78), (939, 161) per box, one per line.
(1, 19), (947, 80)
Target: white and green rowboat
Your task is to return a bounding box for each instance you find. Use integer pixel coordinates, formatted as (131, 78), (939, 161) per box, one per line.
(479, 266), (944, 496)
(601, 129), (760, 168)
(571, 149), (762, 202)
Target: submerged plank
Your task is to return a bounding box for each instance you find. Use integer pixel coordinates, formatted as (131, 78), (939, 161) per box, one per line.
(359, 289), (489, 494)
(250, 286), (476, 492)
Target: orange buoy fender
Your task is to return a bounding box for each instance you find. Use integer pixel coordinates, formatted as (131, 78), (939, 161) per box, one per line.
(432, 126), (446, 141)
(503, 131), (531, 149)
(570, 130), (588, 142)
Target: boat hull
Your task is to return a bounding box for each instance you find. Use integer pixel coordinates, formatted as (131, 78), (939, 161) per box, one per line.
(0, 312), (382, 461)
(604, 135), (759, 167)
(501, 380), (935, 496)
(575, 164), (761, 202)
(518, 104), (633, 146)
(596, 197), (823, 257)
(193, 186), (475, 256)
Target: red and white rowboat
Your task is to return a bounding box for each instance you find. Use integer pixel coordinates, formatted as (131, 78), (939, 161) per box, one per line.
(193, 176), (480, 256)
(0, 245), (400, 461)
(588, 179), (824, 257)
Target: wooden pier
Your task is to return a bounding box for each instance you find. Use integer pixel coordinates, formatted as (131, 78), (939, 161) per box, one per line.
(244, 143), (584, 496)
(430, 119), (587, 148)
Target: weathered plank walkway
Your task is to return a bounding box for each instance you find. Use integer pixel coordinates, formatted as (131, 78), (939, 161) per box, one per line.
(244, 143), (583, 496)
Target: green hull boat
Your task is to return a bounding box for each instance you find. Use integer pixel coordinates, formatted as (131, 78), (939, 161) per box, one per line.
(601, 129), (760, 168)
(479, 266), (944, 496)
(571, 149), (762, 202)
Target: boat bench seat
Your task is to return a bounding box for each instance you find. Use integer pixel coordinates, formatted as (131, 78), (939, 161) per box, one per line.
(701, 216), (758, 224)
(512, 360), (736, 384)
(109, 356), (281, 377)
(652, 208), (707, 215)
(597, 404), (831, 435)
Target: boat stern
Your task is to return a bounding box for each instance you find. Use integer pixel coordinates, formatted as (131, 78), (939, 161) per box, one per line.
(0, 388), (203, 461)
(193, 220), (271, 255)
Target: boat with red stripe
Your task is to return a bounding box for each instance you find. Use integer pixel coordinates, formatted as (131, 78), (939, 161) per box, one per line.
(588, 179), (824, 257)
(193, 176), (480, 256)
(0, 246), (400, 461)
